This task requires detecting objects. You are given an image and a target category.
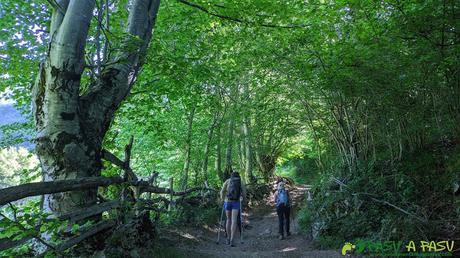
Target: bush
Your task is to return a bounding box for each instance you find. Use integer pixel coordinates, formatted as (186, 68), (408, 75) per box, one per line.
(0, 147), (40, 187)
(299, 142), (460, 249)
(159, 196), (220, 228)
(297, 206), (313, 234)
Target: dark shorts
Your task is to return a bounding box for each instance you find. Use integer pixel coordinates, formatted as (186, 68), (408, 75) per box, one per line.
(224, 201), (240, 211)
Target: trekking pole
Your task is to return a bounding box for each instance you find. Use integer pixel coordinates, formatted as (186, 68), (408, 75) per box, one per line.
(216, 202), (225, 244)
(239, 198), (244, 244)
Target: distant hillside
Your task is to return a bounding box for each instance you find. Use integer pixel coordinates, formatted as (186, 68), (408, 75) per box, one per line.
(0, 103), (33, 149)
(0, 103), (26, 125)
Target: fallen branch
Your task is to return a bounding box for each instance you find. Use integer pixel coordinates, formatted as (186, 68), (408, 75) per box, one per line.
(35, 220), (117, 257)
(0, 177), (125, 205)
(172, 187), (217, 196)
(55, 219), (116, 252)
(329, 178), (428, 223)
(1, 176), (218, 206)
(0, 211), (57, 253)
(366, 195), (427, 223)
(140, 185), (216, 196)
(139, 185), (170, 194)
(0, 201), (121, 252)
(56, 200), (120, 223)
(0, 235), (33, 251)
(102, 141), (137, 182)
(101, 150), (125, 169)
(56, 220), (116, 251)
(139, 197), (169, 206)
(141, 206), (167, 213)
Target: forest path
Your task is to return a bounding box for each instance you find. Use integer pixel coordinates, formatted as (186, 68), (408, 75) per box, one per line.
(158, 184), (342, 258)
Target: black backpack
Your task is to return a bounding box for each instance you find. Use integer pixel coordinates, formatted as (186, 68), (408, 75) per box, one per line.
(226, 176), (241, 201)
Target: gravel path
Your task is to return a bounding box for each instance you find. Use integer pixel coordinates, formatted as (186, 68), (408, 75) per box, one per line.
(158, 185), (342, 258)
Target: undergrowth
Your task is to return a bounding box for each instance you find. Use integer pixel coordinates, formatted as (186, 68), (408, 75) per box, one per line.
(298, 140), (460, 249)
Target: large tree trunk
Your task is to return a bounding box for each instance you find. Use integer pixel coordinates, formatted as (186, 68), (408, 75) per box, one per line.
(32, 0), (160, 216)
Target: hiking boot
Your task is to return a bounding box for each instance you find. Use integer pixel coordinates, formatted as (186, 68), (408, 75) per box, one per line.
(278, 235), (284, 240)
(226, 238), (231, 245)
(286, 232), (291, 237)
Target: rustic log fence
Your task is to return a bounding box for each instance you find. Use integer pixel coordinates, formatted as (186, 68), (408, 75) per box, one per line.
(0, 137), (216, 255)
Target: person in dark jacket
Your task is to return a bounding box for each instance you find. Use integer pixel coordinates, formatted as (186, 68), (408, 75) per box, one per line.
(274, 181), (291, 239)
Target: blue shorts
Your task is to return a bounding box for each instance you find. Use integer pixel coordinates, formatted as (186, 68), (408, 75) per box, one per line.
(224, 201), (240, 211)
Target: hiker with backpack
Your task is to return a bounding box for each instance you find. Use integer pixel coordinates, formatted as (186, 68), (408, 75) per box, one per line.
(275, 181), (291, 240)
(219, 171), (247, 247)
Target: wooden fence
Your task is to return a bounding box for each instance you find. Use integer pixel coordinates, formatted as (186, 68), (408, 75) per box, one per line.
(0, 137), (215, 255)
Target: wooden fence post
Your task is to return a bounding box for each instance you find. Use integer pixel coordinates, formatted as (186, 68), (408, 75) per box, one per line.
(168, 177), (173, 211)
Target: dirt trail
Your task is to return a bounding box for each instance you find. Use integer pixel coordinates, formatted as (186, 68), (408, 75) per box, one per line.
(159, 185), (342, 258)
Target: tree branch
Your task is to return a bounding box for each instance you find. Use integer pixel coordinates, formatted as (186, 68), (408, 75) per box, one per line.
(55, 200), (120, 223)
(55, 220), (116, 252)
(101, 137), (138, 182)
(0, 236), (33, 251)
(101, 149), (125, 169)
(0, 211), (57, 253)
(0, 177), (125, 205)
(0, 175), (216, 206)
(79, 0), (161, 145)
(177, 0), (309, 29)
(330, 178), (428, 223)
(46, 0), (66, 15)
(124, 136), (134, 169)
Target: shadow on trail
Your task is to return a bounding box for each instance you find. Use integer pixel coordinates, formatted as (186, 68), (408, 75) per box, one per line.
(156, 185), (342, 258)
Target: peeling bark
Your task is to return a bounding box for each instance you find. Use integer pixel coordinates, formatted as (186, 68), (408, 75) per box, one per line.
(32, 0), (161, 216)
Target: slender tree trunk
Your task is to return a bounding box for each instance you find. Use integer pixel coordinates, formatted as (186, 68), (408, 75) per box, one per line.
(215, 124), (223, 182)
(32, 0), (160, 216)
(239, 137), (246, 175)
(181, 105), (195, 190)
(254, 148), (265, 177)
(224, 118), (235, 180)
(202, 113), (218, 182)
(242, 115), (254, 183)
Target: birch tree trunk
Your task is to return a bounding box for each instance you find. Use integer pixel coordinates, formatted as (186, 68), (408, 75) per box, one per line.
(32, 0), (160, 216)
